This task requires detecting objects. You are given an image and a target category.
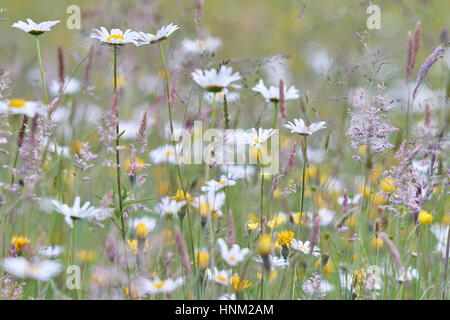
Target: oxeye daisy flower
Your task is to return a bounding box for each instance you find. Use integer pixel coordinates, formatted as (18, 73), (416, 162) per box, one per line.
(49, 77), (81, 96)
(51, 196), (110, 228)
(204, 90), (239, 105)
(38, 246), (64, 258)
(220, 164), (256, 180)
(181, 36), (222, 55)
(91, 27), (141, 46)
(0, 99), (44, 117)
(291, 239), (320, 257)
(206, 267), (232, 286)
(244, 128), (276, 151)
(192, 192), (226, 221)
(139, 276), (183, 295)
(12, 19), (59, 35)
(138, 23), (179, 45)
(252, 79), (300, 103)
(128, 216), (156, 233)
(191, 65), (241, 93)
(149, 144), (181, 164)
(155, 196), (186, 218)
(216, 238), (249, 266)
(307, 209), (335, 226)
(201, 175), (236, 192)
(2, 257), (62, 281)
(253, 255), (289, 269)
(283, 118), (327, 136)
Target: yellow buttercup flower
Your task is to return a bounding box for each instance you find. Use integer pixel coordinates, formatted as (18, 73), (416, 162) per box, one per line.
(10, 235), (30, 252)
(292, 212), (306, 225)
(247, 221), (259, 232)
(277, 230), (294, 247)
(267, 215), (286, 228)
(370, 237), (384, 250)
(127, 240), (138, 254)
(124, 157), (146, 175)
(380, 178), (395, 193)
(257, 269), (278, 282)
(247, 213), (258, 223)
(257, 234), (272, 256)
(170, 189), (194, 205)
(136, 222), (150, 239)
(232, 276), (252, 291)
(418, 211), (433, 225)
(195, 251), (210, 269)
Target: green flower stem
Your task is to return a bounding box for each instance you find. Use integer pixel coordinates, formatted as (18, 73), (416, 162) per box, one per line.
(272, 101), (278, 128)
(158, 42), (196, 273)
(113, 45), (131, 296)
(298, 135), (307, 238)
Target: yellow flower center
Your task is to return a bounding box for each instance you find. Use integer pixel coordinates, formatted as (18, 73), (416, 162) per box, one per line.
(153, 281), (165, 289)
(229, 256), (236, 262)
(216, 275), (227, 283)
(306, 126), (311, 131)
(253, 137), (259, 144)
(8, 99), (26, 108)
(136, 222), (149, 239)
(218, 180), (227, 185)
(107, 34), (125, 42)
(165, 150), (173, 157)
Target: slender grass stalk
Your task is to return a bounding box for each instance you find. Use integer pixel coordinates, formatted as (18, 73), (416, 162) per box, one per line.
(298, 135), (307, 237)
(272, 101), (278, 128)
(158, 42), (196, 274)
(211, 94), (217, 128)
(442, 226), (450, 300)
(112, 45), (131, 296)
(35, 36), (49, 105)
(259, 151), (264, 235)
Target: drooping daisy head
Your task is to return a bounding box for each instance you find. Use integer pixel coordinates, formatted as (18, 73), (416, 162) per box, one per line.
(138, 23), (179, 45)
(12, 19), (59, 35)
(252, 79), (300, 103)
(283, 118), (327, 136)
(191, 65), (241, 93)
(91, 27), (141, 46)
(0, 99), (44, 117)
(181, 36), (222, 55)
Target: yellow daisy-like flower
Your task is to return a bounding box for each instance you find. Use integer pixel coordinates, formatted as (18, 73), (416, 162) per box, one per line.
(124, 157), (146, 175)
(232, 276), (252, 291)
(277, 230), (294, 247)
(170, 189), (194, 205)
(127, 240), (138, 255)
(10, 235), (30, 252)
(418, 211), (433, 225)
(267, 215), (286, 228)
(380, 178), (396, 193)
(292, 212), (307, 225)
(247, 221), (259, 232)
(195, 251), (210, 269)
